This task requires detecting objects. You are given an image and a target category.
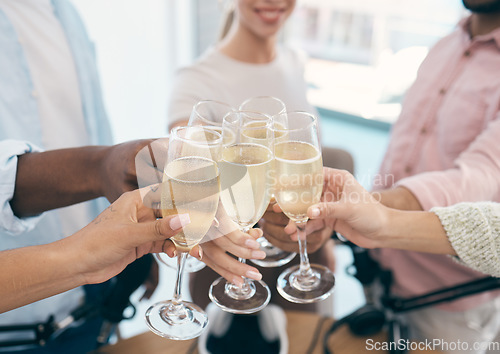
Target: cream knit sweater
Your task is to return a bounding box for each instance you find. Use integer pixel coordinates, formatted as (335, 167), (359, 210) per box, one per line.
(431, 202), (500, 277)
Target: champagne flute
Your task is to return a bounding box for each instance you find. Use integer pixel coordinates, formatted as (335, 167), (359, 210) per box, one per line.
(188, 99), (236, 146)
(145, 126), (222, 339)
(159, 100), (235, 274)
(239, 95), (286, 119)
(274, 111), (335, 303)
(208, 111), (273, 314)
(155, 100), (235, 274)
(239, 96), (296, 268)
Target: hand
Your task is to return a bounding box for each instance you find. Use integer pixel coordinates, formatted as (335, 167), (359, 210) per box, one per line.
(67, 187), (201, 285)
(199, 203), (266, 287)
(259, 202), (333, 254)
(307, 168), (388, 249)
(201, 228), (265, 287)
(99, 139), (160, 203)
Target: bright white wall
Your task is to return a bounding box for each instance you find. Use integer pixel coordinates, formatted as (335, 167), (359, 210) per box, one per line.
(71, 0), (192, 143)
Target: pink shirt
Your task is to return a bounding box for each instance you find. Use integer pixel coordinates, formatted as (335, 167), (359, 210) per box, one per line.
(373, 16), (500, 311)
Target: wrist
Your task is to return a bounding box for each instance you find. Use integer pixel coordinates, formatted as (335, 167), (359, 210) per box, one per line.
(376, 207), (409, 249)
(43, 239), (87, 292)
(89, 145), (109, 199)
(367, 204), (395, 248)
(55, 235), (90, 287)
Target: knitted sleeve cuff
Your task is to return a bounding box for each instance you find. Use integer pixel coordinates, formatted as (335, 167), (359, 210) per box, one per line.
(431, 202), (500, 278)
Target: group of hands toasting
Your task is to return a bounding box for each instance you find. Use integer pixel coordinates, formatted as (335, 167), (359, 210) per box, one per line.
(144, 97), (335, 341)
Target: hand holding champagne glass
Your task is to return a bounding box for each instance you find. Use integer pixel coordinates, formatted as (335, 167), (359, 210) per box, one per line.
(145, 126), (222, 340)
(209, 111), (273, 314)
(274, 112), (335, 303)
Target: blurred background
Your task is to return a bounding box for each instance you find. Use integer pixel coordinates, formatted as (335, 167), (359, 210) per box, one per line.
(70, 0), (466, 339)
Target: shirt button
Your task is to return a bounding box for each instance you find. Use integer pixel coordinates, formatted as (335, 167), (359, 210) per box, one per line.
(439, 88), (446, 95)
(31, 90), (38, 98)
(405, 166), (412, 174)
(420, 127), (427, 135)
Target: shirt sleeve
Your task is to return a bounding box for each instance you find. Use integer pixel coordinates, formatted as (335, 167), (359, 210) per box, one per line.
(0, 139), (44, 234)
(397, 114), (500, 210)
(431, 202), (500, 277)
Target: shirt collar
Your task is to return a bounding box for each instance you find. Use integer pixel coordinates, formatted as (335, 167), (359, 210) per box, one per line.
(458, 15), (500, 51)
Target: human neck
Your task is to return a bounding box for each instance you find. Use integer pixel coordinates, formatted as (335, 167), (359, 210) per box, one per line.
(219, 24), (277, 64)
(469, 12), (500, 37)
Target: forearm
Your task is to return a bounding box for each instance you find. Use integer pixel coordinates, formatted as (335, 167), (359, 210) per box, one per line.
(377, 208), (456, 255)
(10, 146), (107, 216)
(374, 186), (423, 211)
(0, 241), (84, 314)
(394, 119), (500, 210)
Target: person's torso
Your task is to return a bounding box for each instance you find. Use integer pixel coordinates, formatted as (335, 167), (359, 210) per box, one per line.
(168, 45), (317, 125)
(379, 20), (500, 186)
(0, 0), (93, 238)
(0, 0), (111, 336)
(374, 17), (500, 311)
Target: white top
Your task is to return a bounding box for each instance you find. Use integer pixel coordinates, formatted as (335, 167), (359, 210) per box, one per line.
(432, 202), (500, 278)
(0, 0), (92, 237)
(167, 45), (318, 127)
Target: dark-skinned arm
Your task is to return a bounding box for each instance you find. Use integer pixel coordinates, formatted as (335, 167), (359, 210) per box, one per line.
(10, 140), (153, 217)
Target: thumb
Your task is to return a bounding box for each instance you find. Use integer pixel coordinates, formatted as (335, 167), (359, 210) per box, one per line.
(308, 201), (352, 222)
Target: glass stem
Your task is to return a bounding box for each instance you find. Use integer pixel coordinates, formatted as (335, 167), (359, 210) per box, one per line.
(296, 220), (313, 277)
(172, 251), (188, 304)
(240, 226), (251, 267)
(238, 227), (251, 289)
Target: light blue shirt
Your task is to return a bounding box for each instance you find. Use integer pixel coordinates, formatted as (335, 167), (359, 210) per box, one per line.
(0, 0), (113, 334)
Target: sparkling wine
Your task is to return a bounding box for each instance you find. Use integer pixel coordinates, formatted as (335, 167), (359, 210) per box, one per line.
(219, 143), (273, 229)
(242, 121), (287, 143)
(274, 141), (323, 222)
(162, 156), (220, 251)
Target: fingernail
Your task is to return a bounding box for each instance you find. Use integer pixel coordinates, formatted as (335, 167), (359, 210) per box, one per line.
(198, 247), (203, 260)
(172, 249), (177, 258)
(310, 207), (320, 217)
(248, 228), (263, 239)
(251, 250), (266, 259)
(245, 238), (261, 249)
(246, 270), (262, 281)
(170, 213), (191, 230)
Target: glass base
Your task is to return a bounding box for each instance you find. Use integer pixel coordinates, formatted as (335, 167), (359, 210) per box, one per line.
(209, 277), (271, 314)
(155, 253), (206, 273)
(250, 237), (297, 268)
(145, 300), (208, 340)
(277, 264), (335, 304)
